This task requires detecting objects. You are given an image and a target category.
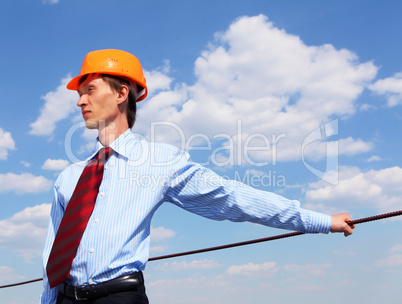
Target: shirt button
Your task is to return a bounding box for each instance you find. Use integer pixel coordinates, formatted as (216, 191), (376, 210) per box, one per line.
(104, 165), (108, 170)
(94, 218), (100, 223)
(88, 279), (94, 284)
(100, 192), (105, 197)
(89, 248), (95, 253)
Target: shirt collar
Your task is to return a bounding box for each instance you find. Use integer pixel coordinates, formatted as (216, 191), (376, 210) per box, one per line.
(88, 129), (137, 160)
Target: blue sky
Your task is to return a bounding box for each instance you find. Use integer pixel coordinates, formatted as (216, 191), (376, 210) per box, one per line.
(1, 0), (402, 303)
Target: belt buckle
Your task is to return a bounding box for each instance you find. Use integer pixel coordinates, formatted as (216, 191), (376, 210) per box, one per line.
(74, 284), (88, 301)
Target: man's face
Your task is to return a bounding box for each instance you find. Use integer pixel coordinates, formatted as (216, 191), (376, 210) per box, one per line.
(77, 74), (120, 129)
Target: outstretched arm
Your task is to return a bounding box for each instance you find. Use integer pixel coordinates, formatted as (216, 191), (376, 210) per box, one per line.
(330, 213), (355, 237)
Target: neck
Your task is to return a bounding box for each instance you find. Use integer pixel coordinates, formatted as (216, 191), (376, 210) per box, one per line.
(97, 121), (129, 146)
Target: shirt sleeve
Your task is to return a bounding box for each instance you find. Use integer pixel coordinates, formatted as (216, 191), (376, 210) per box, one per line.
(38, 181), (64, 304)
(164, 150), (331, 234)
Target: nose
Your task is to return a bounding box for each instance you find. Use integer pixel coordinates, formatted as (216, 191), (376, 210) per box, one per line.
(77, 94), (88, 107)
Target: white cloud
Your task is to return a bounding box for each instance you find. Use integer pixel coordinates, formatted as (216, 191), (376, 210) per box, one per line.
(305, 166), (402, 212)
(227, 261), (277, 276)
(136, 15), (377, 165)
(41, 159), (69, 171)
(369, 72), (402, 107)
(246, 169), (265, 177)
(367, 155), (382, 162)
(301, 136), (372, 163)
(156, 259), (221, 271)
(42, 0), (59, 5)
(147, 274), (230, 291)
(0, 266), (26, 284)
(20, 161), (31, 168)
(0, 128), (16, 160)
(0, 173), (52, 194)
(149, 245), (169, 254)
(292, 284), (326, 292)
(338, 137), (373, 156)
(375, 244), (402, 267)
(0, 204), (51, 262)
(359, 103), (375, 111)
(283, 263), (332, 276)
(76, 127), (98, 155)
(390, 244), (402, 254)
(150, 226), (176, 242)
(30, 75), (78, 137)
(144, 61), (173, 96)
(375, 254), (402, 267)
(149, 226), (176, 254)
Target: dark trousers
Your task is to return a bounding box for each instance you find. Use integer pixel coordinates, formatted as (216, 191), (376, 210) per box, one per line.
(56, 284), (149, 304)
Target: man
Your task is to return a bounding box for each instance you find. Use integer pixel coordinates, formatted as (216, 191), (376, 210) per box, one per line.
(38, 49), (354, 303)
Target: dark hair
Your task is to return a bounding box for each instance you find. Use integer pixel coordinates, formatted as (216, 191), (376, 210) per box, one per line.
(78, 73), (137, 128)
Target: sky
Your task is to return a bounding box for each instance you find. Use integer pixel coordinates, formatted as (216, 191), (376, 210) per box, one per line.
(0, 0), (402, 303)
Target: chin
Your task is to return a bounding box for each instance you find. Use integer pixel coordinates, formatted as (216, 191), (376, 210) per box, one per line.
(85, 120), (99, 129)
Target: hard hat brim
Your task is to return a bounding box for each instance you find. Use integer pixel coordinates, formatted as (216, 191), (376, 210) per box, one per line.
(66, 72), (147, 102)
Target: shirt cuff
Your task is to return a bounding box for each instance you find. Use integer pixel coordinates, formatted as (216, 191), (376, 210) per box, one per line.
(305, 211), (332, 234)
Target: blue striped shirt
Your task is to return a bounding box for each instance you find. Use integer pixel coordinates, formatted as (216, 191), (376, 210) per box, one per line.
(39, 129), (331, 303)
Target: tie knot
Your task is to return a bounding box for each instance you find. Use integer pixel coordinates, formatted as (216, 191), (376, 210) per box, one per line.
(97, 147), (114, 162)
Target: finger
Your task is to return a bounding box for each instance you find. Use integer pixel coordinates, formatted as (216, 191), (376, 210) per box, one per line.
(346, 221), (355, 228)
(344, 214), (356, 230)
(344, 224), (354, 237)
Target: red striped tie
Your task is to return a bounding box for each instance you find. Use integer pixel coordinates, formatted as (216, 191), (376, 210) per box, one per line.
(46, 147), (113, 288)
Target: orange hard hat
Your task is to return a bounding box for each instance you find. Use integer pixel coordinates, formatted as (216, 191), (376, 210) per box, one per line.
(66, 49), (148, 101)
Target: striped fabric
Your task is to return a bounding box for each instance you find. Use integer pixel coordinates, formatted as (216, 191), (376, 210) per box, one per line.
(46, 147), (113, 288)
(39, 129), (331, 303)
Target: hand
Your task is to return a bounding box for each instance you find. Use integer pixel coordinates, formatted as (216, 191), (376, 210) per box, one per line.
(330, 212), (355, 237)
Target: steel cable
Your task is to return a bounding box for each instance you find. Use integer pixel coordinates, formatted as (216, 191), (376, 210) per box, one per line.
(1, 209), (401, 289)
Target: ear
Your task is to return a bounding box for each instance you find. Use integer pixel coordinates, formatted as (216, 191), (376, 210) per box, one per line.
(116, 85), (129, 105)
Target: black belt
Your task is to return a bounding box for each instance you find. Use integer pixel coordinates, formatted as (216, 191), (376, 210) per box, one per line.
(59, 272), (144, 301)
